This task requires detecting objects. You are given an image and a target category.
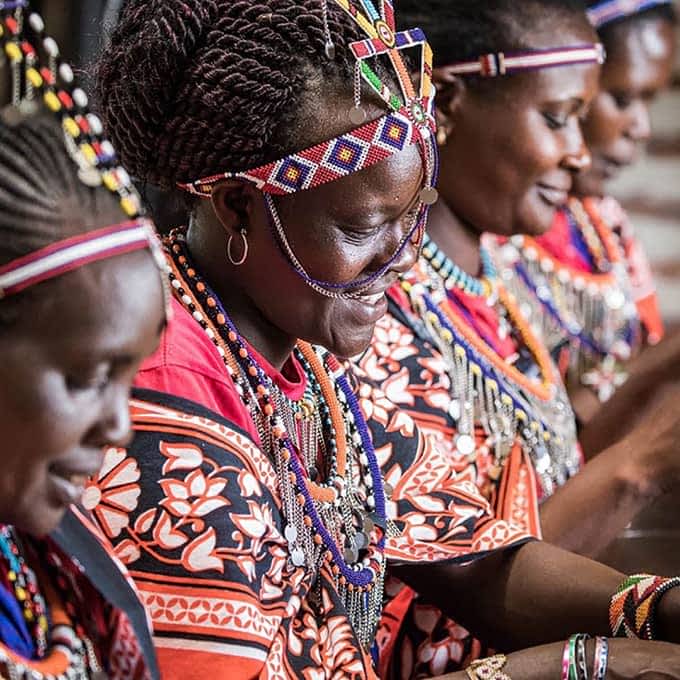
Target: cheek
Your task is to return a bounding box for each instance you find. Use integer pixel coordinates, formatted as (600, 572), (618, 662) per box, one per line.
(583, 97), (624, 149)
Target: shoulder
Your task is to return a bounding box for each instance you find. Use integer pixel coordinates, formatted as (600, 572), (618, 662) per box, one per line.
(134, 298), (256, 437)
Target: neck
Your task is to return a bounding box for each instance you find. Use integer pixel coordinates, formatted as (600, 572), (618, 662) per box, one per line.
(186, 221), (296, 371)
(426, 198), (482, 277)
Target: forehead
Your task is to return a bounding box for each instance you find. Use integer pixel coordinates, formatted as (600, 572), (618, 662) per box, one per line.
(603, 19), (676, 90)
(18, 250), (163, 355)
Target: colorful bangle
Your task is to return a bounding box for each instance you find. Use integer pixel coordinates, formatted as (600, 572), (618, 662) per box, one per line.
(465, 654), (512, 679)
(592, 637), (609, 680)
(567, 634), (591, 680)
(610, 574), (680, 639)
(561, 638), (572, 680)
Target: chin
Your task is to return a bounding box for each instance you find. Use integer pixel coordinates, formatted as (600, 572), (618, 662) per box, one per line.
(325, 330), (373, 361)
(12, 501), (65, 538)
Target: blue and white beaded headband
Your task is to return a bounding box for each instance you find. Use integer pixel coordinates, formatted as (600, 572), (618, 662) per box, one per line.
(588, 0), (674, 29)
(436, 43), (605, 79)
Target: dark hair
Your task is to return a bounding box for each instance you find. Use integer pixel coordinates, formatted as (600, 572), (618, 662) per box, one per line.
(395, 0), (590, 67)
(97, 0), (398, 192)
(0, 113), (125, 265)
(586, 1), (677, 49)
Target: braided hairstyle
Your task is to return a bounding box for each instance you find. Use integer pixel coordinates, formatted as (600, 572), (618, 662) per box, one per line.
(0, 113), (125, 323)
(98, 0), (397, 195)
(395, 0), (590, 68)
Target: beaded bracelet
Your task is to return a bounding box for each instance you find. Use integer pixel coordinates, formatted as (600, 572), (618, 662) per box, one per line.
(610, 574), (680, 639)
(592, 637), (609, 680)
(465, 654), (512, 680)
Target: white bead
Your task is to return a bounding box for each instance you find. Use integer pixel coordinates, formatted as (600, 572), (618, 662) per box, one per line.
(192, 311), (203, 322)
(116, 166), (131, 185)
(101, 141), (116, 158)
(455, 434), (475, 457)
(181, 295), (192, 305)
(87, 114), (103, 135)
(366, 496), (375, 509)
(72, 88), (88, 108)
(206, 328), (215, 339)
(59, 64), (75, 85)
(171, 279), (181, 289)
(43, 37), (60, 58)
(29, 13), (45, 33)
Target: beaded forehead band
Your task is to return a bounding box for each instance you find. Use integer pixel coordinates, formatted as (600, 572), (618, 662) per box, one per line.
(588, 0), (674, 28)
(179, 0), (438, 299)
(437, 43), (605, 79)
(0, 0), (170, 305)
(180, 0), (437, 202)
(0, 220), (157, 299)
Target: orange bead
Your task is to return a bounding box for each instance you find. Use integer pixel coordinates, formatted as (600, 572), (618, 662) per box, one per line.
(239, 348), (248, 359)
(297, 493), (306, 506)
(304, 516), (313, 528)
(196, 282), (206, 293)
(248, 366), (258, 377)
(313, 534), (323, 545)
(207, 297), (216, 308)
(187, 268), (195, 277)
(264, 404), (274, 416)
(217, 314), (226, 326)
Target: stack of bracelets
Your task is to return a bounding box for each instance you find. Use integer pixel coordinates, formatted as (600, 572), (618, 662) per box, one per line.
(466, 573), (680, 679)
(561, 635), (609, 680)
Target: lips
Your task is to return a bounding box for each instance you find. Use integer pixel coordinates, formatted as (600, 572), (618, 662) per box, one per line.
(357, 291), (386, 306)
(537, 183), (571, 207)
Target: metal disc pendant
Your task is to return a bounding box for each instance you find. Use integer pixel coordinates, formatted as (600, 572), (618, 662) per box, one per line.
(291, 547), (305, 567)
(362, 514), (375, 534)
(420, 186), (439, 206)
(455, 433), (475, 457)
(284, 524), (298, 544)
(325, 40), (336, 60)
(349, 106), (367, 125)
(354, 532), (368, 550)
(383, 482), (394, 498)
(344, 544), (359, 564)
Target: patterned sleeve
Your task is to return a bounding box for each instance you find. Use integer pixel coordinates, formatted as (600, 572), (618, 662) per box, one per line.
(350, 362), (532, 566)
(82, 389), (298, 680)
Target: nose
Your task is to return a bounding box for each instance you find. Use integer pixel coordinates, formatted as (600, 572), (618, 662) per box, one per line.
(562, 119), (592, 173)
(626, 100), (651, 144)
(87, 383), (133, 449)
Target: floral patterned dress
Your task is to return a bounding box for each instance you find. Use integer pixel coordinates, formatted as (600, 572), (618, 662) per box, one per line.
(83, 297), (530, 679)
(354, 273), (545, 679)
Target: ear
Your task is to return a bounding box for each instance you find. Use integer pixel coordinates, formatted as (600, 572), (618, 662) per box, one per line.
(432, 70), (467, 143)
(209, 180), (263, 238)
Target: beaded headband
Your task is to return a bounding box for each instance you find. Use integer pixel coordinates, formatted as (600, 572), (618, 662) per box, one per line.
(588, 0), (674, 28)
(0, 0), (170, 306)
(0, 220), (161, 299)
(179, 0), (438, 204)
(0, 1), (144, 218)
(436, 43), (606, 79)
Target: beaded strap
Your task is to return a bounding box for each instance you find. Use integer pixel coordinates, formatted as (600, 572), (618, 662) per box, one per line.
(588, 0), (674, 28)
(610, 574), (680, 639)
(0, 2), (144, 218)
(437, 43), (604, 79)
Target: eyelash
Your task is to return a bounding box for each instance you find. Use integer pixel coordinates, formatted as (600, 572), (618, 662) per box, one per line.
(67, 367), (111, 394)
(543, 112), (569, 130)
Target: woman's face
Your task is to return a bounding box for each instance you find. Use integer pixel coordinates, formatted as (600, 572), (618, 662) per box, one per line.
(211, 101), (426, 360)
(575, 17), (676, 197)
(0, 249), (164, 536)
(436, 25), (601, 237)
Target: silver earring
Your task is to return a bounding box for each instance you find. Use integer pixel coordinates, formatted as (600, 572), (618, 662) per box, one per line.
(226, 228), (248, 266)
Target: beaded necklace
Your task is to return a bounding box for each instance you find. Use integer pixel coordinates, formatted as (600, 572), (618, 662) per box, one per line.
(402, 238), (579, 497)
(166, 230), (388, 649)
(493, 197), (639, 401)
(0, 526), (103, 680)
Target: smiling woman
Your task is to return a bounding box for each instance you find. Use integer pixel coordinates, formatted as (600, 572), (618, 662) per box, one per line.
(0, 3), (168, 675)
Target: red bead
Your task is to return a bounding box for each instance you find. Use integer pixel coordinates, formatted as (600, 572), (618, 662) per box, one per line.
(57, 90), (74, 109)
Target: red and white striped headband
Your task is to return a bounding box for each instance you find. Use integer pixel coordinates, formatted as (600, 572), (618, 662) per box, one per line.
(588, 0), (674, 28)
(436, 43), (605, 79)
(0, 219), (162, 299)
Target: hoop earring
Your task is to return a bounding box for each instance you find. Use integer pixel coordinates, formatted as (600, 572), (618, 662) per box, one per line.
(226, 228), (249, 266)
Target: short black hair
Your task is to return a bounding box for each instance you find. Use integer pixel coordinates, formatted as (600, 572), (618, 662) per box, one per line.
(396, 0), (590, 67)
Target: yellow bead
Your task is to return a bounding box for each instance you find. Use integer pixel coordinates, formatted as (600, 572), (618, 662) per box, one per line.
(63, 116), (80, 139)
(121, 197), (137, 217)
(44, 91), (61, 112)
(24, 609), (34, 622)
(26, 67), (43, 88)
(15, 586), (26, 601)
(103, 172), (119, 192)
(80, 143), (97, 164)
(4, 42), (22, 63)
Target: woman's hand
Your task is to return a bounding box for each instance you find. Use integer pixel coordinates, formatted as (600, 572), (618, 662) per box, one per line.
(433, 639), (680, 679)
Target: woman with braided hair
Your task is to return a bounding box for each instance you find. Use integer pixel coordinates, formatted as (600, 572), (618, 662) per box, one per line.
(0, 2), (168, 677)
(89, 0), (680, 678)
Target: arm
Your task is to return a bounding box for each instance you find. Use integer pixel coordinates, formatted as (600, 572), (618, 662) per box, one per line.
(540, 382), (680, 556)
(439, 639), (680, 680)
(393, 540), (680, 652)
